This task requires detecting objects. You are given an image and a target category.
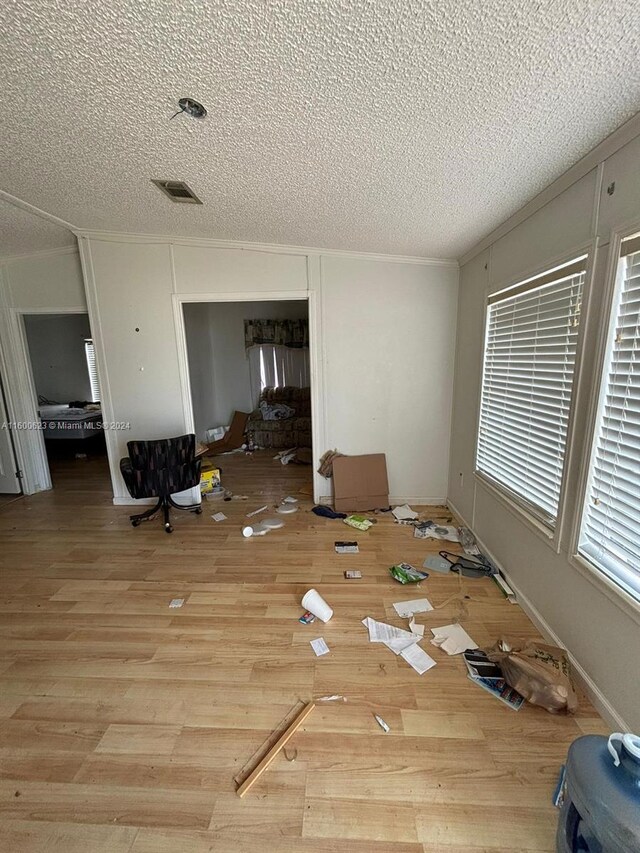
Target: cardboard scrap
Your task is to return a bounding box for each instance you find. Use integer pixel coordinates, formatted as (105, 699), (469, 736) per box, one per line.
(430, 624), (477, 655)
(332, 454), (389, 512)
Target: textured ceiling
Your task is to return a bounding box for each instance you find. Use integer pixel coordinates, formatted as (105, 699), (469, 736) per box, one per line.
(0, 199), (75, 258)
(0, 0), (638, 259)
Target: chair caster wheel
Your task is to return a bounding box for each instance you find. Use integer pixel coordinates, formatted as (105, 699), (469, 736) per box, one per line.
(164, 523), (173, 533)
(131, 519), (140, 527)
(195, 507), (203, 514)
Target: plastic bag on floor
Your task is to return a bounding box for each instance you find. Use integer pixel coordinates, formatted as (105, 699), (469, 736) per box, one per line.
(488, 638), (578, 714)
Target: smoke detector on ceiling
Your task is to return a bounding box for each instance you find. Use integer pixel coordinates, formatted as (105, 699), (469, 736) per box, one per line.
(151, 180), (203, 204)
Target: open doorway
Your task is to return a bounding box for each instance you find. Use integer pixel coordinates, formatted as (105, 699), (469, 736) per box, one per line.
(182, 299), (313, 501)
(22, 312), (107, 487)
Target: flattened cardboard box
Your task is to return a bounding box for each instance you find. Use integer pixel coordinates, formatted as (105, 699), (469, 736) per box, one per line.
(333, 453), (389, 512)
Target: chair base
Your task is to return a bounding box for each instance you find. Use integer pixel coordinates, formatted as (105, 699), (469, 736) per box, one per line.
(130, 495), (202, 533)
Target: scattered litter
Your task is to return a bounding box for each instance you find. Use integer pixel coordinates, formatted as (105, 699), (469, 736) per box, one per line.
(317, 449), (345, 478)
(423, 555), (451, 573)
(393, 598), (434, 618)
(343, 514), (373, 531)
(242, 523), (269, 537)
(310, 637), (330, 657)
(374, 714), (390, 733)
(335, 541), (359, 554)
(204, 488), (227, 502)
(333, 453), (388, 511)
(413, 521), (460, 542)
(169, 599), (184, 608)
(389, 563), (429, 584)
(276, 503), (298, 514)
(316, 694), (347, 703)
(299, 611), (317, 624)
(283, 747), (297, 762)
(458, 527), (481, 555)
(400, 643), (437, 675)
(274, 447), (297, 465)
(246, 505), (268, 518)
(493, 573), (517, 603)
(312, 505), (347, 520)
(261, 518), (284, 529)
(463, 649), (525, 710)
(344, 570), (362, 579)
(488, 639), (577, 713)
(302, 588), (333, 622)
(430, 623), (477, 655)
(237, 701), (315, 797)
(211, 512), (227, 522)
(552, 765), (567, 808)
(231, 494), (248, 501)
(283, 496), (298, 504)
(439, 550), (496, 578)
(408, 617), (425, 637)
(75, 452), (87, 460)
(362, 616), (420, 654)
(392, 504), (418, 521)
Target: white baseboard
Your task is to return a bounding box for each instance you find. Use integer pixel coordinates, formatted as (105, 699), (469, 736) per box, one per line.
(447, 498), (629, 731)
(317, 495), (448, 507)
(113, 497), (157, 506)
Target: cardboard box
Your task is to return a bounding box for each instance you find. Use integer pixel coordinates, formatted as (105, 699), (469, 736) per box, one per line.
(332, 454), (389, 512)
(200, 466), (221, 494)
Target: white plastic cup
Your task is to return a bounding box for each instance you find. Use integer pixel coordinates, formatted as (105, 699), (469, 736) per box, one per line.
(302, 588), (333, 623)
(242, 523), (268, 538)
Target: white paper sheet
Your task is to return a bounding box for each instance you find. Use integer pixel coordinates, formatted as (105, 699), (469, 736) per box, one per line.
(211, 512), (227, 522)
(392, 598), (433, 617)
(409, 617), (425, 637)
(392, 504), (418, 521)
(400, 643), (437, 674)
(430, 623), (477, 655)
(310, 637), (330, 656)
(362, 616), (420, 654)
(169, 598), (184, 608)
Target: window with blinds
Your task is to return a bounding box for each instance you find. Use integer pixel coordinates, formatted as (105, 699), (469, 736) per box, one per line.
(84, 339), (101, 403)
(578, 234), (640, 602)
(476, 257), (586, 525)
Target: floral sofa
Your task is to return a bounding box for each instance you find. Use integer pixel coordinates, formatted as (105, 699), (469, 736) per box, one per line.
(246, 387), (312, 449)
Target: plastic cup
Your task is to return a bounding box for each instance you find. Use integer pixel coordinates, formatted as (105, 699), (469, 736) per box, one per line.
(242, 523), (268, 538)
(301, 588), (333, 622)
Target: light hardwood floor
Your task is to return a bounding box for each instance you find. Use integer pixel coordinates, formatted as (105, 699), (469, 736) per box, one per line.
(0, 451), (609, 852)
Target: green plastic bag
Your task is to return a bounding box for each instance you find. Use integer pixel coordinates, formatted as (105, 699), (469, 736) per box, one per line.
(389, 563), (428, 584)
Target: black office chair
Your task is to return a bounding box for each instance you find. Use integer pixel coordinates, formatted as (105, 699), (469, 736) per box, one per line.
(120, 433), (203, 533)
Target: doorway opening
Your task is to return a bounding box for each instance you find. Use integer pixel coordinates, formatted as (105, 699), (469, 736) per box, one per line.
(182, 299), (314, 502)
(22, 312), (107, 488)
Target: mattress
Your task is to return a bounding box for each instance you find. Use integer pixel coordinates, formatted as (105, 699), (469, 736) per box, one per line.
(39, 405), (103, 440)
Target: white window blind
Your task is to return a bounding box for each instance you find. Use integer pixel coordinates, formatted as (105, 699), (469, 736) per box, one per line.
(579, 235), (640, 602)
(84, 339), (101, 403)
(477, 258), (586, 525)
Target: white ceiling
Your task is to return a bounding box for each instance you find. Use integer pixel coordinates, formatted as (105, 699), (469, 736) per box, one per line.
(0, 0), (638, 259)
(0, 199), (75, 258)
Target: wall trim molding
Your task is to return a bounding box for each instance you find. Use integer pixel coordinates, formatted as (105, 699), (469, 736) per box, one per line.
(0, 189), (79, 232)
(73, 229), (459, 268)
(0, 244), (78, 264)
(447, 497), (630, 731)
(459, 112), (640, 266)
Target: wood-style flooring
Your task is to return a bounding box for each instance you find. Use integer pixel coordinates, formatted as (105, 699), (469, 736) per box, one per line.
(0, 450), (609, 852)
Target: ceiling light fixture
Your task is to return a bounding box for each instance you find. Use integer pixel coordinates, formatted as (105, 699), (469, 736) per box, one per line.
(170, 97), (207, 121)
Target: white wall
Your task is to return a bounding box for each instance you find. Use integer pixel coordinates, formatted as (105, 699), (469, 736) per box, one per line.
(183, 300), (309, 440)
(23, 313), (92, 403)
(449, 133), (640, 730)
(0, 246), (86, 492)
(78, 236), (458, 505)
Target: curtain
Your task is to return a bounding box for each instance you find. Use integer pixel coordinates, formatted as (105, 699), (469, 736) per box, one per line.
(248, 345), (310, 405)
(244, 318), (308, 349)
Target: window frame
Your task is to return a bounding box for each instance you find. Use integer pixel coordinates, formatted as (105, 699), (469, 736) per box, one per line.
(570, 225), (640, 619)
(474, 251), (591, 552)
(84, 338), (101, 403)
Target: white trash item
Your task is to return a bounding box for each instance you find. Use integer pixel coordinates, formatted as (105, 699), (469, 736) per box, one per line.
(242, 523), (269, 538)
(302, 588), (333, 623)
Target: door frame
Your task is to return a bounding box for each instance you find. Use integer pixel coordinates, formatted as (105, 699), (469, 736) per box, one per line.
(172, 288), (326, 503)
(2, 306), (91, 493)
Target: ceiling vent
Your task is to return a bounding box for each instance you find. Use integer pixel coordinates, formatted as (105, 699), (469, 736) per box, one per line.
(151, 180), (202, 204)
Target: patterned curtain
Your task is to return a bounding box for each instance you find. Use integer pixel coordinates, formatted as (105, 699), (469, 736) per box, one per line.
(244, 318), (309, 349)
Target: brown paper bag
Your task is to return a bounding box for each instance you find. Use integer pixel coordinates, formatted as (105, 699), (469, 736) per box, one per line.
(488, 638), (578, 714)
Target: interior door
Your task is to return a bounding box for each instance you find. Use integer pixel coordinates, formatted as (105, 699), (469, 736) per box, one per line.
(0, 380), (21, 494)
